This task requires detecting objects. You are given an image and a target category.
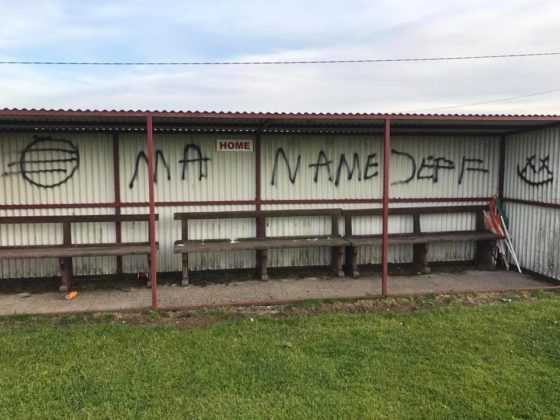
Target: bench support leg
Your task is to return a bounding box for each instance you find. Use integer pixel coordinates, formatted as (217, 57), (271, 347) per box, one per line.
(257, 250), (268, 281)
(58, 257), (73, 293)
(345, 246), (360, 278)
(181, 253), (189, 286)
(413, 243), (430, 274)
(146, 254), (153, 288)
(476, 240), (496, 270)
(331, 246), (345, 278)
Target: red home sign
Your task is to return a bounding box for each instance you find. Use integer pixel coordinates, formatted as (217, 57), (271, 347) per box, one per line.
(216, 139), (254, 152)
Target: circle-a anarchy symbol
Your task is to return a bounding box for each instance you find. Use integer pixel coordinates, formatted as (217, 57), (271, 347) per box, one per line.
(18, 136), (80, 188)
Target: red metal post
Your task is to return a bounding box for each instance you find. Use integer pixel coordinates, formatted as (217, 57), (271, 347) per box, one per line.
(146, 115), (158, 309)
(382, 118), (391, 295)
(255, 132), (262, 215)
(112, 133), (123, 275)
(498, 135), (506, 201)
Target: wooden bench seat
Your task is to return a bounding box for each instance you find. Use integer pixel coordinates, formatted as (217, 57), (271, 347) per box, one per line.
(174, 237), (349, 253)
(342, 206), (503, 278)
(346, 231), (501, 246)
(0, 214), (157, 291)
(174, 209), (346, 284)
(0, 242), (154, 259)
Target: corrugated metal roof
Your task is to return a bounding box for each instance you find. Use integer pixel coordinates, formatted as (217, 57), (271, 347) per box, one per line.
(0, 108), (559, 135)
(1, 107), (560, 118)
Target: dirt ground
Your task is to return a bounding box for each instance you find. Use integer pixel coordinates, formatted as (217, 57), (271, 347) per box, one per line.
(0, 266), (557, 316)
(2, 288), (559, 331)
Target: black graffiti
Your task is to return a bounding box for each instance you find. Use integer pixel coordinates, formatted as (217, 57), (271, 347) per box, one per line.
(180, 144), (210, 181)
(459, 157), (489, 185)
(1, 136), (79, 188)
(129, 150), (171, 189)
(417, 156), (455, 183)
(271, 147), (301, 185)
(271, 148), (379, 186)
(309, 150), (333, 182)
(391, 149), (415, 185)
(363, 153), (379, 180)
(517, 155), (554, 186)
(335, 153), (361, 186)
(390, 149), (488, 185)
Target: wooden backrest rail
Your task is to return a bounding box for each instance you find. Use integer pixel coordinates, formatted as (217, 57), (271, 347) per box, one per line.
(0, 214), (158, 246)
(341, 205), (486, 217)
(0, 214), (158, 224)
(343, 205), (488, 236)
(174, 209), (341, 221)
(176, 209), (342, 241)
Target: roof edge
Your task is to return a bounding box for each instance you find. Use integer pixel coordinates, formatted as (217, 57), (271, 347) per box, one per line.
(0, 108), (560, 122)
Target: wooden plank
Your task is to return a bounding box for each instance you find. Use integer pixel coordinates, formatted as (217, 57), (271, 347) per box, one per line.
(174, 208), (342, 221)
(58, 257), (73, 293)
(174, 237), (350, 253)
(0, 214), (157, 224)
(0, 242), (154, 259)
(61, 222), (73, 291)
(413, 243), (429, 273)
(341, 205), (486, 217)
(174, 211), (258, 220)
(260, 209), (341, 218)
(181, 253), (189, 286)
(347, 231), (503, 246)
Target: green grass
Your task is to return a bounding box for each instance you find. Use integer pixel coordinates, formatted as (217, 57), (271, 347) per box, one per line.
(1, 299), (560, 419)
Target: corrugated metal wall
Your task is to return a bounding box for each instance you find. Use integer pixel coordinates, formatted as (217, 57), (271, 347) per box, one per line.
(390, 136), (499, 264)
(0, 132), (116, 278)
(119, 133), (256, 272)
(504, 127), (560, 279)
(261, 134), (499, 267)
(1, 131), (501, 278)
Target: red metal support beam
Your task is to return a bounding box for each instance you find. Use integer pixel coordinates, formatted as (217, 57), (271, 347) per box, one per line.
(503, 198), (560, 210)
(255, 132), (262, 218)
(146, 115), (158, 309)
(382, 119), (391, 295)
(112, 133), (123, 275)
(498, 135), (506, 201)
(0, 197), (493, 211)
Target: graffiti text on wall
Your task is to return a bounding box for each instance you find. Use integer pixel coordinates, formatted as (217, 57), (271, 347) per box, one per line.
(391, 149), (489, 185)
(128, 144), (211, 188)
(271, 148), (378, 186)
(1, 136), (80, 188)
(270, 147), (489, 186)
(517, 155), (554, 186)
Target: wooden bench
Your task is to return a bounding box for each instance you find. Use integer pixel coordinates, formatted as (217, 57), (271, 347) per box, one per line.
(173, 209), (348, 285)
(342, 205), (504, 277)
(0, 214), (158, 292)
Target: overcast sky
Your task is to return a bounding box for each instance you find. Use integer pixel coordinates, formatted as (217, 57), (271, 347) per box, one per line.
(0, 0), (559, 114)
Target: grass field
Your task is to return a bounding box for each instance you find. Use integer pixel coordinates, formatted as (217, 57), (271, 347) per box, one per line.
(1, 293), (559, 419)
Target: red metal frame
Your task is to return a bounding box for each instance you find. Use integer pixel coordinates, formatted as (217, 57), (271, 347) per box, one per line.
(382, 119), (391, 295)
(503, 198), (560, 210)
(255, 132), (262, 220)
(3, 108), (560, 309)
(112, 133), (123, 275)
(146, 116), (158, 310)
(0, 197), (494, 211)
(498, 136), (506, 201)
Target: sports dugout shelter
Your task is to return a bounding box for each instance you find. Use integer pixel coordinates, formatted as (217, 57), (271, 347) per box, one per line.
(0, 109), (559, 309)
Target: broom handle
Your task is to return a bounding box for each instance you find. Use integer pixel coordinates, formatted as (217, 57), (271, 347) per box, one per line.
(500, 215), (522, 273)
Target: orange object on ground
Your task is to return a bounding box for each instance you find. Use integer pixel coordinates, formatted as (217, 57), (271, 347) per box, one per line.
(65, 291), (78, 301)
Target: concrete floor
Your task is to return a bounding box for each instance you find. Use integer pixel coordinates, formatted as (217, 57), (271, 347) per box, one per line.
(0, 269), (557, 316)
